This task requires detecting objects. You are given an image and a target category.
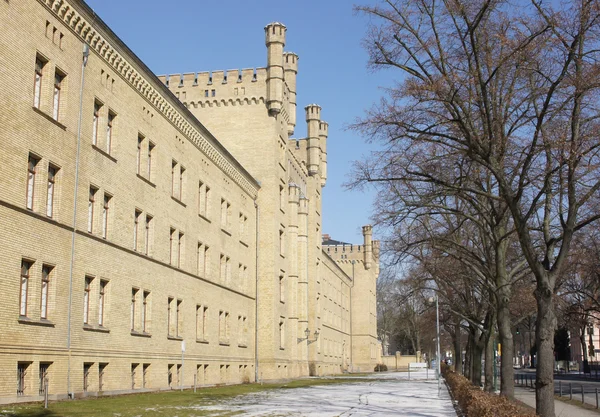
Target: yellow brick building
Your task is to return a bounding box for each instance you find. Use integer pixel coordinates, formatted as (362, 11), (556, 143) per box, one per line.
(0, 0), (379, 403)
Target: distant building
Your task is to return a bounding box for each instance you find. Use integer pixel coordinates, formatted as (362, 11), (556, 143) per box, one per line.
(0, 0), (379, 403)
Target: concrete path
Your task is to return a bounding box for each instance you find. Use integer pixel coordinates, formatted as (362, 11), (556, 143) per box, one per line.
(194, 371), (457, 416)
(515, 386), (600, 417)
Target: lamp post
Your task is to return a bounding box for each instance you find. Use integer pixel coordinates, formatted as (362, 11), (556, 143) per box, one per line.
(429, 295), (441, 394)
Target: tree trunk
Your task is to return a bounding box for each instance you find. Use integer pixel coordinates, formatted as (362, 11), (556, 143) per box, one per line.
(464, 330), (473, 380)
(454, 321), (462, 374)
(497, 291), (515, 398)
(484, 325), (495, 392)
(471, 341), (483, 386)
(535, 286), (557, 417)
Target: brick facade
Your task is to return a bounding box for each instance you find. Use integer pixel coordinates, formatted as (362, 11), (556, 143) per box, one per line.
(0, 0), (379, 403)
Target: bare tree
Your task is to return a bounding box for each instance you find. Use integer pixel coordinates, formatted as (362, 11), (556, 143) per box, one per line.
(354, 1), (600, 415)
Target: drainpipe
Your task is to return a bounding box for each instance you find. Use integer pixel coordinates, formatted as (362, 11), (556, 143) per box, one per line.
(350, 260), (355, 371)
(254, 199), (260, 382)
(66, 42), (90, 398)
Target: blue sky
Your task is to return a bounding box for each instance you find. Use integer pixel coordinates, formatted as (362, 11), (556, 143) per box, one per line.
(85, 0), (392, 244)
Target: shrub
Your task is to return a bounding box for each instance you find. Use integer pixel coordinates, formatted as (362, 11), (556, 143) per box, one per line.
(374, 363), (388, 372)
(442, 365), (537, 417)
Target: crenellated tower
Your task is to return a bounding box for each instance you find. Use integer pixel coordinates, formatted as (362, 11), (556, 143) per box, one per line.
(319, 121), (328, 187)
(283, 52), (298, 135)
(265, 22), (286, 115)
(306, 104), (321, 176)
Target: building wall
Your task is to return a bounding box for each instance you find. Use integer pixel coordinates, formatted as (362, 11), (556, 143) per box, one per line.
(0, 0), (379, 403)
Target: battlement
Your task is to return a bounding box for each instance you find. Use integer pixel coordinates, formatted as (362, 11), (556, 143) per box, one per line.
(160, 68), (268, 89)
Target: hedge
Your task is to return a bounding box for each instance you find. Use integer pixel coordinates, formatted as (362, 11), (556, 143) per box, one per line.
(442, 365), (537, 417)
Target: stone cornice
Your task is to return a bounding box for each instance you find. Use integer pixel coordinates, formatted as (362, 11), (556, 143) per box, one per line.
(40, 0), (259, 199)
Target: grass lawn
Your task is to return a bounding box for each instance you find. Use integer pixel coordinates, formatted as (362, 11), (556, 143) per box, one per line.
(0, 378), (370, 417)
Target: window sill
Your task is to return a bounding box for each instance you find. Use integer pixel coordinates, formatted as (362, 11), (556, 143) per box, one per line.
(131, 330), (151, 338)
(171, 196), (186, 207)
(198, 214), (211, 223)
(196, 338), (209, 344)
(238, 343), (248, 348)
(219, 341), (230, 346)
(32, 106), (67, 130)
(83, 324), (110, 333)
(92, 144), (117, 163)
(280, 254), (285, 259)
(221, 228), (232, 237)
(167, 335), (183, 341)
(239, 240), (249, 248)
(136, 174), (156, 188)
(280, 209), (285, 215)
(18, 317), (55, 327)
(280, 347), (285, 351)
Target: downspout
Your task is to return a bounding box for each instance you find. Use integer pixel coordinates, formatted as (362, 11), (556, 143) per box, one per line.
(254, 199), (259, 382)
(67, 43), (89, 398)
(350, 260), (355, 371)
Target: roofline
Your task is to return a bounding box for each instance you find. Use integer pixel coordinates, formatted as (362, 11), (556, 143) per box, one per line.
(66, 0), (261, 192)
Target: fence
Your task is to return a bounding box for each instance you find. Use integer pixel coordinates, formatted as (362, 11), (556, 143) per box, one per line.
(515, 373), (599, 409)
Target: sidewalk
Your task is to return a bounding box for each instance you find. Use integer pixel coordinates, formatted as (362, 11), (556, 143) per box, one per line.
(514, 386), (600, 417)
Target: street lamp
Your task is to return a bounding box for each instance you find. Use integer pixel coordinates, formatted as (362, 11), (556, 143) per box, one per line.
(429, 295), (441, 394)
(297, 328), (320, 344)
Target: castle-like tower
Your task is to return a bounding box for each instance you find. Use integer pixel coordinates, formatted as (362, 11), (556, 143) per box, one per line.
(161, 22), (379, 378)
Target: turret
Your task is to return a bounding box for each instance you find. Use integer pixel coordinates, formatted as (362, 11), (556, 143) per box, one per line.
(362, 225), (373, 270)
(265, 22), (286, 115)
(284, 52), (299, 135)
(319, 121), (328, 187)
(305, 104), (321, 176)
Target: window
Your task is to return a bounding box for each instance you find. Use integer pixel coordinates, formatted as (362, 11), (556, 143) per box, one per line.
(19, 260), (32, 317)
(34, 56), (46, 109)
(106, 111), (115, 154)
(142, 291), (149, 332)
(17, 362), (29, 396)
(279, 228), (285, 256)
(279, 320), (285, 349)
(136, 135), (143, 175)
(219, 310), (229, 342)
(168, 364), (174, 388)
(88, 186), (97, 233)
(170, 228), (184, 268)
(196, 305), (208, 340)
(279, 185), (285, 211)
(176, 299), (182, 337)
(197, 242), (209, 278)
(83, 363), (92, 392)
(145, 214), (153, 255)
(142, 364), (149, 388)
(178, 232), (184, 268)
(147, 141), (155, 181)
(26, 154), (39, 210)
(83, 276), (92, 324)
(279, 274), (285, 303)
(198, 181), (210, 218)
(131, 363), (138, 389)
(98, 280), (107, 326)
(131, 288), (138, 331)
(52, 70), (65, 121)
(46, 164), (58, 218)
(39, 363), (50, 396)
(167, 297), (173, 336)
(134, 209), (142, 250)
(170, 228), (176, 265)
(179, 166), (186, 201)
(99, 363), (107, 391)
(239, 214), (248, 241)
(102, 193), (111, 239)
(171, 160), (177, 197)
(220, 199), (231, 229)
(40, 264), (52, 319)
(92, 101), (101, 146)
(220, 254), (231, 284)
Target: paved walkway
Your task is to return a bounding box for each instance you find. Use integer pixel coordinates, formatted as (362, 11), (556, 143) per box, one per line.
(196, 371), (457, 416)
(515, 386), (600, 417)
